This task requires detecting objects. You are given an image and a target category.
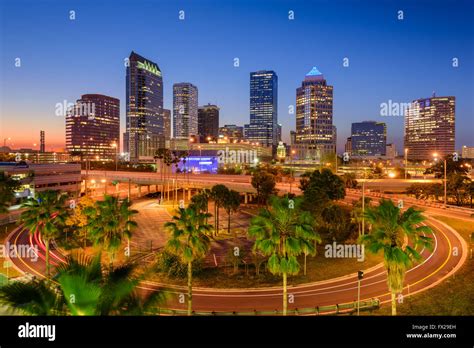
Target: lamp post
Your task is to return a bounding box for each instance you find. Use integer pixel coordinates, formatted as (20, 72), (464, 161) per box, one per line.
(112, 142), (118, 171)
(357, 270), (364, 316)
(404, 148), (408, 179)
(290, 150), (296, 194)
(433, 153), (447, 207)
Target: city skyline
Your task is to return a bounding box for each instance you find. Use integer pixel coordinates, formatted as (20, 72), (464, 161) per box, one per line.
(1, 0), (473, 153)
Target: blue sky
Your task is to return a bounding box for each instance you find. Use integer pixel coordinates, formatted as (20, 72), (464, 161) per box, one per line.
(1, 0), (473, 152)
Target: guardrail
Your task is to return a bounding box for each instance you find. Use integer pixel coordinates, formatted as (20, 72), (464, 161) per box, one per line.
(148, 298), (380, 316)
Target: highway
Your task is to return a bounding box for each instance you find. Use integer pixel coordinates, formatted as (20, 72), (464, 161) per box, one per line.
(5, 173), (471, 315)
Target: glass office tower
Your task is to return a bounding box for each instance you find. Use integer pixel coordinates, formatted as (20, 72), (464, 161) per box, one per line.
(351, 121), (387, 157)
(124, 51), (164, 161)
(244, 70), (278, 147)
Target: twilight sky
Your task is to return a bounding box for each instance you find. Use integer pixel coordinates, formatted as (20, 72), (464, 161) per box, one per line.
(1, 0), (473, 153)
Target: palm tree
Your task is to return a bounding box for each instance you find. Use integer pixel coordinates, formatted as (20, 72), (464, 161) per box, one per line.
(85, 195), (138, 266)
(165, 206), (212, 315)
(211, 184), (229, 235)
(360, 199), (433, 316)
(222, 190), (241, 236)
(20, 190), (69, 280)
(0, 253), (167, 315)
(248, 196), (320, 315)
(0, 171), (19, 214)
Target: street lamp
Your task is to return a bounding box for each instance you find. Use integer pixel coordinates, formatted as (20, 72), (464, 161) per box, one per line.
(357, 270), (364, 316)
(290, 150), (296, 194)
(111, 142), (118, 171)
(404, 148), (408, 179)
(433, 153), (447, 207)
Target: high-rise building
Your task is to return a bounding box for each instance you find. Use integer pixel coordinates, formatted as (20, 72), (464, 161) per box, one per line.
(351, 121), (387, 157)
(163, 109), (171, 143)
(462, 146), (474, 159)
(345, 137), (352, 156)
(66, 94), (120, 161)
(173, 83), (198, 139)
(290, 130), (296, 146)
(124, 51), (164, 161)
(219, 124), (244, 142)
(404, 95), (455, 160)
(198, 103), (219, 142)
(276, 124), (282, 143)
(244, 70), (278, 147)
(295, 67), (335, 160)
(386, 143), (398, 159)
(40, 130), (45, 153)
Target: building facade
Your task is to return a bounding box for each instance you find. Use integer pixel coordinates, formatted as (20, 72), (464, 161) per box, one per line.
(173, 83), (198, 139)
(244, 70), (278, 147)
(462, 146), (474, 159)
(294, 67), (335, 161)
(198, 104), (220, 142)
(351, 121), (387, 157)
(124, 51), (164, 162)
(404, 95), (455, 160)
(66, 94), (120, 161)
(219, 124), (244, 142)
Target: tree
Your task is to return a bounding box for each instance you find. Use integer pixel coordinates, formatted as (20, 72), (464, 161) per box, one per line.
(85, 195), (138, 266)
(0, 253), (166, 315)
(300, 169), (345, 213)
(424, 155), (469, 178)
(0, 171), (20, 213)
(210, 184), (229, 235)
(20, 190), (69, 280)
(222, 190), (241, 236)
(360, 199), (433, 316)
(351, 197), (372, 236)
(447, 173), (471, 206)
(64, 195), (95, 248)
(251, 169), (276, 205)
(341, 173), (358, 189)
(248, 196), (320, 315)
(165, 206), (212, 315)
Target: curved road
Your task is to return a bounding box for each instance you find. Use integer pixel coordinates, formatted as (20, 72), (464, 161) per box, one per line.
(5, 193), (470, 314)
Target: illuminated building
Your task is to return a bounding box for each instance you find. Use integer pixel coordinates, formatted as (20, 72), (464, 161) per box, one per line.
(294, 67), (335, 160)
(219, 125), (244, 142)
(173, 82), (198, 139)
(404, 95), (455, 160)
(198, 104), (220, 142)
(351, 121), (387, 157)
(66, 94), (120, 161)
(124, 51), (164, 161)
(244, 70), (278, 147)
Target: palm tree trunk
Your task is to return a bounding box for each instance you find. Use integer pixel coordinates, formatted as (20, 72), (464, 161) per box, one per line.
(187, 261), (193, 316)
(45, 239), (50, 280)
(282, 271), (288, 316)
(228, 211), (231, 235)
(391, 292), (397, 316)
(304, 253), (307, 276)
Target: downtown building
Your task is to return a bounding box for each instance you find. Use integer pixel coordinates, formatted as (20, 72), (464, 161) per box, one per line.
(404, 95), (455, 160)
(294, 67), (335, 160)
(198, 103), (220, 142)
(124, 51), (164, 162)
(219, 124), (244, 142)
(173, 83), (198, 139)
(66, 94), (120, 161)
(351, 121), (387, 157)
(244, 70), (278, 147)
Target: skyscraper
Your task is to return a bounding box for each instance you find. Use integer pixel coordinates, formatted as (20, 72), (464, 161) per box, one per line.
(351, 121), (387, 157)
(295, 67), (335, 160)
(404, 95), (455, 160)
(219, 124), (244, 142)
(198, 103), (219, 142)
(124, 51), (164, 161)
(40, 130), (45, 153)
(163, 109), (171, 143)
(66, 94), (120, 161)
(173, 83), (198, 139)
(244, 70), (278, 147)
